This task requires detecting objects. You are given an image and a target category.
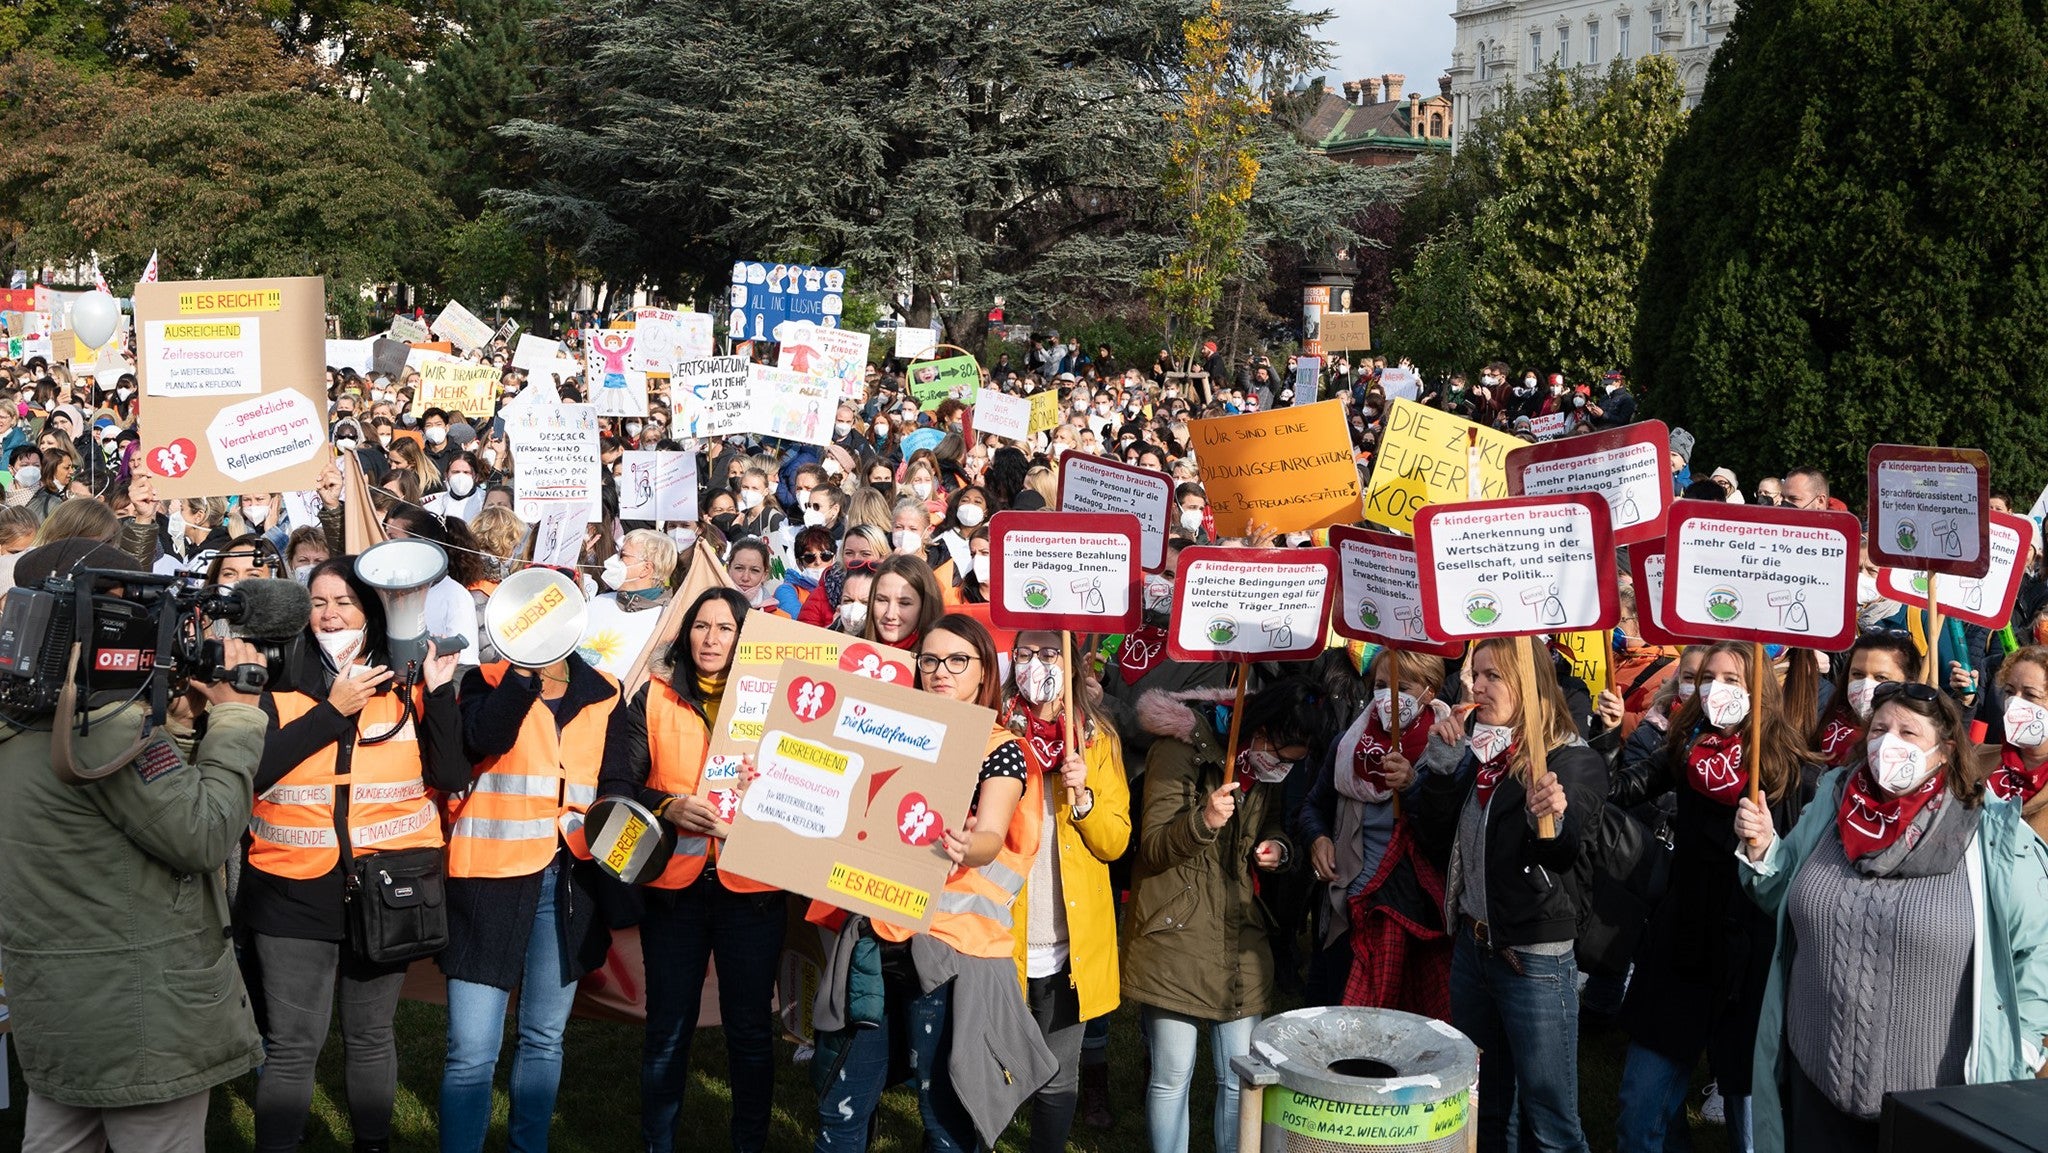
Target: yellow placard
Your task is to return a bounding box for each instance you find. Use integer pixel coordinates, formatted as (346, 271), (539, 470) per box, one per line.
(411, 357), (500, 418)
(178, 289), (282, 315)
(1191, 399), (1362, 537)
(1264, 1087), (1467, 1145)
(1362, 398), (1522, 532)
(827, 862), (930, 920)
(736, 640), (844, 665)
(1028, 390), (1061, 435)
(1558, 631), (1612, 693)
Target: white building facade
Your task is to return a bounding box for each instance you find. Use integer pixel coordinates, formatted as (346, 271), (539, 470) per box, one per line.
(1445, 0), (1732, 140)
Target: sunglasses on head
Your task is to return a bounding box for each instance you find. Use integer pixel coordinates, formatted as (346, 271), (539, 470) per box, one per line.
(1871, 680), (1940, 708)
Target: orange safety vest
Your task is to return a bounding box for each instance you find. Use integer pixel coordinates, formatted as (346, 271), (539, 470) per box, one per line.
(445, 662), (621, 879)
(643, 676), (775, 893)
(873, 727), (1041, 959)
(248, 687), (444, 881)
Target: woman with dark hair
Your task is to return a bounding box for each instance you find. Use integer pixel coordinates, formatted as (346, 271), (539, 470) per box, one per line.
(1736, 683), (2048, 1151)
(204, 531), (281, 586)
(725, 537), (785, 616)
(1609, 640), (1823, 1153)
(813, 613), (1049, 1152)
(864, 553), (945, 650)
(985, 445), (1031, 511)
(1811, 632), (1921, 769)
(379, 505), (484, 668)
(1124, 676), (1321, 1152)
(599, 587), (783, 1153)
(241, 558), (466, 1153)
(776, 524), (836, 617)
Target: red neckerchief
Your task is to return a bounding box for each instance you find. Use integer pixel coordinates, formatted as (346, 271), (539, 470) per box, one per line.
(1987, 745), (2048, 803)
(1837, 766), (1943, 860)
(1353, 712), (1430, 786)
(1118, 626), (1168, 685)
(1001, 697), (1065, 772)
(1684, 730), (1748, 806)
(1816, 704), (1862, 767)
(1472, 743), (1516, 809)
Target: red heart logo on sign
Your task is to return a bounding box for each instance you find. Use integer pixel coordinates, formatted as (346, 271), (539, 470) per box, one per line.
(896, 792), (945, 846)
(786, 676), (835, 722)
(147, 439), (197, 478)
(839, 642), (911, 684)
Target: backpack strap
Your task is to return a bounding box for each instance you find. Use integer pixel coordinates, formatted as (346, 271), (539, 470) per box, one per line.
(1623, 655), (1676, 701)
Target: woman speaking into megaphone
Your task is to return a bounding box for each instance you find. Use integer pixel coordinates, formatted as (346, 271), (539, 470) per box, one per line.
(238, 557), (467, 1153)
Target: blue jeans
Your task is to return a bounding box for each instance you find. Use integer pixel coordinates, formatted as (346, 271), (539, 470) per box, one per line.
(1140, 1006), (1259, 1153)
(814, 975), (976, 1152)
(1449, 935), (1589, 1153)
(640, 883), (786, 1153)
(441, 864), (582, 1153)
(1616, 1042), (1750, 1153)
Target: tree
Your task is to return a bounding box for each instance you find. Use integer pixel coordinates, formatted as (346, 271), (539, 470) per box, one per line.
(1634, 0), (2048, 504)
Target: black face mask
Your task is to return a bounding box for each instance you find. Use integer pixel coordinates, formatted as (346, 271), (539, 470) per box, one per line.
(710, 512), (741, 534)
(872, 482), (897, 501)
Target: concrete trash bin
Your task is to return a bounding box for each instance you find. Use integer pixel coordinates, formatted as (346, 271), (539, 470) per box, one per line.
(1230, 1006), (1479, 1153)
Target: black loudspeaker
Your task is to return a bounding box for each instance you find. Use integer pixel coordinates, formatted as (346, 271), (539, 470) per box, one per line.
(1883, 1080), (2048, 1152)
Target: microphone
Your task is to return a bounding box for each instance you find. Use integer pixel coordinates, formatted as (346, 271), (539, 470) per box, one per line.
(208, 579), (314, 642)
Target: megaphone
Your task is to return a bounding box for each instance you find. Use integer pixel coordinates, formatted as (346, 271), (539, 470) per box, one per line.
(355, 538), (448, 670)
(482, 566), (588, 669)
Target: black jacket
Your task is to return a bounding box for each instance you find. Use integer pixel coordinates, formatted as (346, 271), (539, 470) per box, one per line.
(1593, 387), (1638, 429)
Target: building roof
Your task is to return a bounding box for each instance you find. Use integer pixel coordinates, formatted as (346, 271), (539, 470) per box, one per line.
(1304, 91), (1452, 158)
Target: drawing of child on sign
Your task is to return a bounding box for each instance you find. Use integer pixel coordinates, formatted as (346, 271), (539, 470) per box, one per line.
(590, 330), (635, 393)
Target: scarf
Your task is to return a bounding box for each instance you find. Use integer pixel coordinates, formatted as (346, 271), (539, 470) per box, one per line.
(1684, 730), (1748, 805)
(1118, 625), (1169, 685)
(1987, 744), (2048, 804)
(1001, 697), (1065, 772)
(696, 670), (729, 733)
(1471, 742), (1516, 810)
(1339, 711), (1429, 804)
(1815, 703), (1862, 767)
(1836, 765), (1944, 862)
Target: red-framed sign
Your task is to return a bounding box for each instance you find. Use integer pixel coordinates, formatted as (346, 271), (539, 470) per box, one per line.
(987, 511), (1143, 633)
(1413, 495), (1618, 642)
(1328, 526), (1464, 657)
(1505, 421), (1673, 546)
(1659, 499), (1860, 649)
(1876, 510), (2033, 630)
(1167, 546), (1339, 663)
(1627, 541), (1697, 646)
(1056, 454), (1174, 573)
(1865, 444), (1991, 578)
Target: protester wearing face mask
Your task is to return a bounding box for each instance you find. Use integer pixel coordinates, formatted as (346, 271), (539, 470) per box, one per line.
(1988, 647), (2048, 843)
(934, 485), (991, 572)
(1811, 633), (1921, 770)
(1125, 677), (1318, 1153)
(889, 498), (949, 573)
(797, 524), (887, 629)
(996, 630), (1131, 1153)
(1608, 641), (1822, 1153)
(1736, 681), (2048, 1151)
(951, 528), (991, 605)
(1172, 483), (1209, 542)
(1609, 590), (1687, 739)
(597, 529), (677, 617)
(724, 539), (786, 616)
(1410, 636), (1601, 1153)
(1295, 652), (1453, 1013)
(424, 453), (486, 523)
(230, 491), (289, 555)
(282, 526), (331, 587)
(420, 408), (462, 474)
(774, 526), (836, 617)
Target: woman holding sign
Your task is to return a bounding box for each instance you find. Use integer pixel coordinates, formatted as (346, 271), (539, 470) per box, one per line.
(1734, 682), (2048, 1152)
(1409, 637), (1602, 1153)
(597, 588), (785, 1153)
(814, 613), (1043, 1153)
(1608, 641), (1823, 1153)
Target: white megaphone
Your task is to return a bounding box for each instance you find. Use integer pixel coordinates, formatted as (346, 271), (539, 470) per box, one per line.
(355, 538), (448, 672)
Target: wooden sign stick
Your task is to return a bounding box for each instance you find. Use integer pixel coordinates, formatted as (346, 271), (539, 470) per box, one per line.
(1516, 635), (1557, 840)
(1748, 641), (1767, 810)
(1061, 631), (1082, 809)
(1925, 574), (1944, 689)
(1223, 662), (1250, 785)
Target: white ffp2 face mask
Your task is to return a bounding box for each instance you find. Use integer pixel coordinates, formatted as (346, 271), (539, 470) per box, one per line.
(1846, 677), (1881, 720)
(2005, 695), (2048, 748)
(1373, 688), (1420, 731)
(1868, 732), (1939, 796)
(1470, 722), (1514, 764)
(1702, 681), (1750, 729)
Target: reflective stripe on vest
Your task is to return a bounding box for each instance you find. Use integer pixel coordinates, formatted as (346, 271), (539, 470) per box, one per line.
(247, 688), (443, 881)
(644, 678), (776, 894)
(874, 729), (1040, 959)
(445, 662), (620, 880)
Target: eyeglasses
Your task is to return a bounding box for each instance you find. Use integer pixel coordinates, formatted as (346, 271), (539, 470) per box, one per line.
(1871, 681), (1940, 708)
(799, 551), (833, 564)
(1012, 645), (1061, 663)
(917, 652), (978, 675)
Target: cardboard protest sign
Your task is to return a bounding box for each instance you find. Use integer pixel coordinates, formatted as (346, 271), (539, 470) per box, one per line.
(699, 614), (915, 825)
(718, 660), (997, 931)
(1322, 312), (1372, 351)
(1057, 454), (1173, 572)
(1028, 390), (1061, 435)
(1292, 357), (1320, 406)
(1377, 365), (1418, 402)
(1877, 510), (2033, 630)
(325, 338), (376, 373)
(988, 511), (1143, 633)
(630, 307), (680, 375)
(1628, 542), (1692, 646)
(746, 364), (835, 445)
(133, 276), (328, 498)
(908, 354), (979, 410)
(1191, 400), (1361, 538)
(1327, 526), (1463, 657)
(1527, 412), (1569, 440)
(972, 389), (1031, 442)
(370, 337), (410, 378)
(388, 314), (430, 343)
(894, 325), (937, 360)
(432, 300), (494, 352)
(1414, 497), (1617, 640)
(586, 329), (648, 417)
(671, 355), (751, 438)
(777, 321), (871, 401)
(1866, 445), (1992, 578)
(512, 334), (563, 375)
(618, 450), (698, 523)
(1660, 500), (1859, 649)
(1506, 421), (1673, 545)
(1362, 398), (1520, 532)
(1167, 545), (1340, 662)
(504, 402), (601, 523)
(411, 358), (498, 419)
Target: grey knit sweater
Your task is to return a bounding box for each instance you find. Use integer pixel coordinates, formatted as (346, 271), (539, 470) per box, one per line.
(1785, 829), (1974, 1118)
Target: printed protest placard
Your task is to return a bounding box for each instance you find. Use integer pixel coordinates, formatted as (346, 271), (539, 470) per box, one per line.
(1327, 526), (1463, 657)
(778, 321), (871, 401)
(432, 300), (494, 352)
(411, 358), (499, 419)
(972, 389), (1031, 442)
(1377, 365), (1417, 402)
(1877, 510), (2033, 630)
(747, 364), (836, 445)
(988, 511), (1142, 633)
(617, 450), (698, 523)
(1191, 400), (1361, 538)
(1168, 546), (1340, 662)
(577, 597), (667, 680)
(1628, 542), (1693, 646)
(511, 333), (563, 375)
(1661, 500), (1860, 649)
(504, 402), (601, 523)
(1322, 312), (1372, 351)
(908, 354), (979, 410)
(671, 355), (750, 438)
(586, 329), (647, 417)
(894, 325), (937, 360)
(1028, 390), (1061, 435)
(719, 660), (997, 931)
(133, 276), (327, 498)
(1866, 445), (1992, 578)
(1057, 455), (1173, 572)
(1506, 421), (1672, 545)
(1363, 398), (1521, 532)
(1414, 497), (1617, 640)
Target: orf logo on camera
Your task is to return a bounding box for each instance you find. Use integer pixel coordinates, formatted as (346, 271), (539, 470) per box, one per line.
(94, 648), (152, 673)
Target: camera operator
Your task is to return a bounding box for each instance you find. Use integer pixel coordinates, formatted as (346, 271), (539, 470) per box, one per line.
(0, 540), (270, 1152)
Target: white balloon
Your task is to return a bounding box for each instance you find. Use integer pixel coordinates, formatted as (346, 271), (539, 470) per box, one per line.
(72, 290), (120, 350)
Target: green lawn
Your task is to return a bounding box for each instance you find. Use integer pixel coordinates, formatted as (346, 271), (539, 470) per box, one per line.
(2, 998), (1727, 1151)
